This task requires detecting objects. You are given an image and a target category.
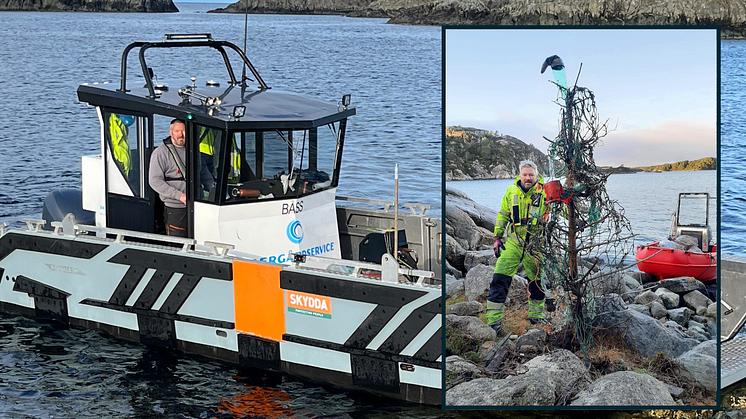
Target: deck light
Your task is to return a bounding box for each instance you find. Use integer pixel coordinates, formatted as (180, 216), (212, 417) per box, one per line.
(342, 94), (351, 110)
(232, 106), (246, 120)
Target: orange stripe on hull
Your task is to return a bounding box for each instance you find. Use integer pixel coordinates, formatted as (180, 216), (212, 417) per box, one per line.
(233, 260), (285, 341)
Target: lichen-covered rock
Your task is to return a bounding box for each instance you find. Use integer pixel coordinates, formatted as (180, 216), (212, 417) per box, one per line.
(570, 371), (674, 406)
(595, 294), (698, 358)
(464, 264), (493, 301)
(446, 314), (495, 341)
(446, 349), (590, 406)
(447, 300), (483, 316)
(676, 342), (717, 394)
(446, 355), (481, 377)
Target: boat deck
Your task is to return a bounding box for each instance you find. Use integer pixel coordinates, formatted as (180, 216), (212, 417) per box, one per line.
(722, 254), (746, 388)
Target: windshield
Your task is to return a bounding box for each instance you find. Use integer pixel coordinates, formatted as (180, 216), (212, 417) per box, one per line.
(206, 121), (343, 204)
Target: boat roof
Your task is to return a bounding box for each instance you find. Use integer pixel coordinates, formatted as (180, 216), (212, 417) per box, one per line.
(76, 34), (355, 130)
(78, 83), (355, 130)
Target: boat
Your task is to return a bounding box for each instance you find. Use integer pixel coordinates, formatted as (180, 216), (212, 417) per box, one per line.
(0, 34), (442, 404)
(635, 192), (715, 282)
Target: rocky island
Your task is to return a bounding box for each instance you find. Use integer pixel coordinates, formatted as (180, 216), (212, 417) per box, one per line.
(207, 0), (746, 38)
(0, 0), (177, 12)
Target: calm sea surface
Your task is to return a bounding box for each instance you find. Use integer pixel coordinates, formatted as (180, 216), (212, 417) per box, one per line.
(448, 170), (717, 257)
(0, 4), (446, 418)
(722, 39), (746, 257)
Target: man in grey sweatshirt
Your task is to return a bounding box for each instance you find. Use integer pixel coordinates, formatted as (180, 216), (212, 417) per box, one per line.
(149, 119), (215, 237)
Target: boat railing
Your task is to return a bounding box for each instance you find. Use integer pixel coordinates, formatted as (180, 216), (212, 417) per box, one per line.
(286, 252), (438, 288)
(336, 196), (431, 216)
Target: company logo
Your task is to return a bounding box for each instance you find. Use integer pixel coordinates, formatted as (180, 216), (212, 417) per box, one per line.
(287, 291), (332, 319)
(287, 220), (304, 244)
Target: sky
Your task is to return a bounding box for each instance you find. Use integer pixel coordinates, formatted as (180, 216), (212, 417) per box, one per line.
(445, 29), (717, 167)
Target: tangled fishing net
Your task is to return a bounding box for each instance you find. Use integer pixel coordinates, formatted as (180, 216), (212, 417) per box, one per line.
(531, 58), (635, 355)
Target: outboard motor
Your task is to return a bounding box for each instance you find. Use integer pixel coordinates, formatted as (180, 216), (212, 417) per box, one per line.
(42, 189), (95, 230)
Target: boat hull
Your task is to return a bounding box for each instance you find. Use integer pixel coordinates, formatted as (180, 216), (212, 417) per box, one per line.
(635, 242), (716, 281)
(0, 229), (441, 404)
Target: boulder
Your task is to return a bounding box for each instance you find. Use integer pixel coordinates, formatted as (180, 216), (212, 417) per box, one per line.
(506, 275), (529, 304)
(464, 249), (496, 272)
(445, 259), (462, 279)
(445, 234), (467, 272)
(668, 307), (693, 328)
(622, 273), (644, 301)
(464, 264), (494, 301)
(626, 270), (657, 284)
(591, 271), (624, 296)
(595, 295), (699, 359)
(676, 344), (716, 394)
(681, 290), (713, 313)
(627, 303), (650, 316)
(515, 328), (546, 352)
(446, 187), (498, 231)
(666, 384), (685, 399)
(447, 301), (483, 317)
(446, 277), (465, 300)
(522, 349), (591, 399)
(634, 290), (661, 306)
(649, 301), (668, 319)
(446, 202), (485, 251)
(446, 314), (495, 341)
(446, 377), (503, 406)
(692, 315), (712, 327)
(446, 355), (481, 377)
(654, 288), (680, 310)
(654, 277), (705, 294)
(447, 349), (590, 406)
(570, 371), (674, 406)
(705, 302), (716, 318)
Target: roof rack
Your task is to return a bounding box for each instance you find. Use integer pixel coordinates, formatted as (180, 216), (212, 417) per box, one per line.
(119, 35), (268, 98)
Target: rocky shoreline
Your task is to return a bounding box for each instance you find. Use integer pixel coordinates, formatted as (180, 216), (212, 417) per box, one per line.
(204, 0), (746, 37)
(0, 0), (177, 12)
(445, 187), (716, 406)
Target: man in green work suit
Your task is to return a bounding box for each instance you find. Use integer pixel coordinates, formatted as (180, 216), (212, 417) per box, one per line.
(486, 160), (548, 335)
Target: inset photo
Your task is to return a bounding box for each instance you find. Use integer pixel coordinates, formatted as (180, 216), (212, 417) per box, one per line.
(444, 27), (717, 408)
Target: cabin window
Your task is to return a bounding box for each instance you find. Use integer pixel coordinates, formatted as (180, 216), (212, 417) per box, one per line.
(223, 122), (342, 203)
(196, 125), (226, 204)
(105, 112), (150, 198)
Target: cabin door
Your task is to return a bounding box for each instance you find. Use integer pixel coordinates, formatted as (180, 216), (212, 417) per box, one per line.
(103, 111), (156, 232)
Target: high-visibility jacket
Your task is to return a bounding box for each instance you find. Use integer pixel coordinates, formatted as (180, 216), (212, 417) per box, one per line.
(199, 127), (241, 182)
(494, 174), (547, 245)
(110, 114), (131, 176)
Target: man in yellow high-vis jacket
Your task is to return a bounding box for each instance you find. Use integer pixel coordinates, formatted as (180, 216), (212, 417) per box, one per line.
(486, 160), (548, 335)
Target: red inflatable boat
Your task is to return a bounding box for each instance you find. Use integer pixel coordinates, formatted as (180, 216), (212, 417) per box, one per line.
(635, 192), (716, 282)
(636, 242), (716, 281)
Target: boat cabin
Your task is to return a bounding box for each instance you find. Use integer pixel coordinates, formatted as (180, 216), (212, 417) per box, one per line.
(77, 34), (355, 261)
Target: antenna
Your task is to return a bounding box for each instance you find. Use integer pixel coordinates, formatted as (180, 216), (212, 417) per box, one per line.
(242, 0), (249, 85)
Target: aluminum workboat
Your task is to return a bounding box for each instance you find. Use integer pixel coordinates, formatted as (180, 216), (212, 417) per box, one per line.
(0, 34), (442, 404)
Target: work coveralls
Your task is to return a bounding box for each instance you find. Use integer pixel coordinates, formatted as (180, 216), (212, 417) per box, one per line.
(486, 174), (548, 326)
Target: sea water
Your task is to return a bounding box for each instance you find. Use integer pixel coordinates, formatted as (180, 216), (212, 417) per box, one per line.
(0, 6), (446, 417)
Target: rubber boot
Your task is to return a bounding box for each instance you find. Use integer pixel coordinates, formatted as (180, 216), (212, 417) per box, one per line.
(485, 301), (504, 336)
(527, 298), (547, 325)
